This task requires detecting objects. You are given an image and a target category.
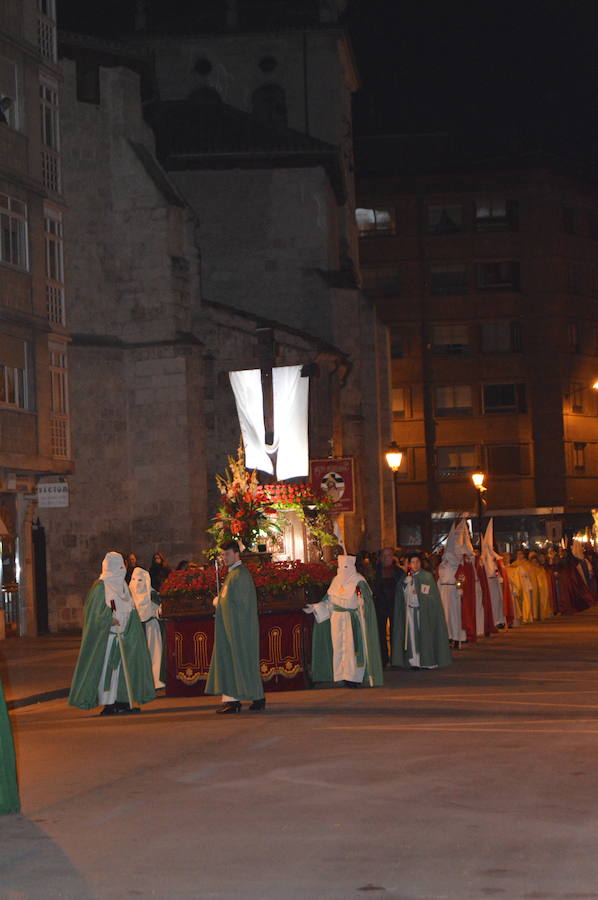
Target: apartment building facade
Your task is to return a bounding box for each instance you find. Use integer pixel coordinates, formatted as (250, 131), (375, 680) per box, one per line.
(0, 0), (71, 635)
(357, 137), (598, 550)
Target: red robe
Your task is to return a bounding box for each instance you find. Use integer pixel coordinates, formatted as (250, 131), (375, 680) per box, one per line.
(456, 558), (477, 642)
(475, 557), (497, 635)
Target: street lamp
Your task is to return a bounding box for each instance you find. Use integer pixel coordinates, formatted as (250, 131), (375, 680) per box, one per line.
(471, 470), (486, 546)
(386, 442), (403, 547)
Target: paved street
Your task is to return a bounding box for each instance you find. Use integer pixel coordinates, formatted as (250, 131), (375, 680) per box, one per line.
(3, 611), (598, 899)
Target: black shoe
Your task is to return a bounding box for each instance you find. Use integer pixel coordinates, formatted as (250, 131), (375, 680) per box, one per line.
(344, 680), (361, 688)
(248, 698), (266, 711)
(216, 701), (241, 714)
(100, 704), (116, 716)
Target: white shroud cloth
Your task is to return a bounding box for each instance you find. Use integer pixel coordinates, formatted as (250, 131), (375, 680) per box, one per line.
(311, 556), (366, 683)
(130, 567), (164, 689)
(98, 552), (133, 705)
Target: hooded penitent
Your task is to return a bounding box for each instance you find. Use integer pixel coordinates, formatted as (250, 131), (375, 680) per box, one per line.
(309, 554), (383, 686)
(454, 516), (478, 641)
(438, 522), (466, 642)
(130, 566), (164, 689)
(481, 519), (505, 627)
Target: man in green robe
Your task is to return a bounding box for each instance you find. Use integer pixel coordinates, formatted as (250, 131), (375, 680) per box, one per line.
(392, 553), (452, 669)
(304, 555), (384, 687)
(69, 552), (155, 715)
(205, 541), (265, 713)
(0, 676), (20, 815)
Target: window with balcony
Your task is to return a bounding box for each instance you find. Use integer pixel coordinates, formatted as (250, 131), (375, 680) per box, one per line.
(37, 0), (57, 63)
(355, 207), (396, 236)
(568, 382), (585, 413)
(427, 204), (464, 234)
(49, 342), (70, 458)
(567, 322), (580, 353)
(485, 444), (530, 476)
(0, 195), (28, 270)
(44, 206), (65, 325)
(40, 79), (61, 193)
(481, 320), (522, 353)
(431, 323), (469, 354)
(474, 197), (517, 231)
(430, 264), (468, 295)
(482, 383), (527, 414)
(0, 336), (31, 410)
(476, 261), (520, 291)
(437, 445), (476, 477)
(435, 384), (473, 417)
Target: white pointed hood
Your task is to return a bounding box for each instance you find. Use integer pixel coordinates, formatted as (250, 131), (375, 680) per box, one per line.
(328, 555), (362, 601)
(438, 521), (460, 580)
(129, 566), (155, 622)
(455, 515), (475, 562)
(99, 551), (128, 608)
(481, 518), (500, 577)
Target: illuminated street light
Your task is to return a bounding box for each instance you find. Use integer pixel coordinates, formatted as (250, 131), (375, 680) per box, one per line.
(471, 470), (486, 545)
(385, 441), (403, 472)
(385, 442), (403, 546)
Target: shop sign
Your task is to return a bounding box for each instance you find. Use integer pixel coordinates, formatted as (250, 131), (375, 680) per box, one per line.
(37, 482), (69, 508)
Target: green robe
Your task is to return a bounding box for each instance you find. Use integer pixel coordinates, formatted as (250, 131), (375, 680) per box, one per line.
(69, 581), (156, 710)
(311, 579), (384, 686)
(0, 677), (20, 815)
(391, 569), (452, 669)
(205, 563), (264, 701)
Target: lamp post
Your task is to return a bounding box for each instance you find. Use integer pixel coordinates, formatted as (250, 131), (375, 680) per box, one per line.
(471, 470), (486, 546)
(386, 441), (403, 547)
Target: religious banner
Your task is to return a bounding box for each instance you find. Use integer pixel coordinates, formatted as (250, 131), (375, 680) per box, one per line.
(310, 458), (355, 514)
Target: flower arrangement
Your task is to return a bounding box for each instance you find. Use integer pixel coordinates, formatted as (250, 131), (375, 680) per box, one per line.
(161, 559), (334, 597)
(207, 444), (281, 554)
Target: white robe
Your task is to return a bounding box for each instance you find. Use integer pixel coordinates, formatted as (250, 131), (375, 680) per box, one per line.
(130, 567), (164, 689)
(98, 587), (132, 706)
(438, 560), (466, 643)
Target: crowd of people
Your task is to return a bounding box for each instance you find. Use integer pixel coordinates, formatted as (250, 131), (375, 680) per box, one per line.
(358, 516), (598, 663)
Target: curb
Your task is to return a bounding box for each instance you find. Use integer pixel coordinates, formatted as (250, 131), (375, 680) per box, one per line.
(7, 688), (69, 711)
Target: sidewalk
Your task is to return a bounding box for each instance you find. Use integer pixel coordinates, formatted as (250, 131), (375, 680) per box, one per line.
(0, 633), (80, 709)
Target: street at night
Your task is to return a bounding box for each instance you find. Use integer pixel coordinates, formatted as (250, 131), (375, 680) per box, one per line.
(4, 612), (598, 899)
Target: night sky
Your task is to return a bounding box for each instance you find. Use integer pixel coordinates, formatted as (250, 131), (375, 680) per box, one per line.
(57, 0), (598, 144)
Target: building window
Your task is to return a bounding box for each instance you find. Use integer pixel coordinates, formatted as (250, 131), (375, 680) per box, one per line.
(37, 0), (57, 62)
(390, 335), (404, 359)
(0, 57), (19, 129)
(427, 204), (464, 234)
(568, 382), (584, 413)
(40, 79), (61, 193)
(481, 320), (522, 353)
(476, 261), (520, 291)
(49, 343), (70, 458)
(362, 266), (401, 297)
(474, 197), (517, 231)
(0, 336), (30, 410)
(567, 322), (580, 353)
(355, 207), (396, 236)
(251, 84), (287, 129)
(430, 264), (468, 295)
(563, 207), (576, 234)
(485, 444), (530, 476)
(44, 207), (65, 325)
(573, 442), (586, 470)
(483, 383), (526, 414)
(437, 445), (476, 478)
(435, 384), (473, 417)
(392, 387), (408, 419)
(431, 323), (469, 354)
(0, 195), (28, 270)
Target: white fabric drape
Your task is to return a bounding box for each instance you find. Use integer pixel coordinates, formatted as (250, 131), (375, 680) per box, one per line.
(229, 365), (309, 480)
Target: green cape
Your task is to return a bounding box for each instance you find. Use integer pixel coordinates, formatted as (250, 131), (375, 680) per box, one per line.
(0, 677), (20, 814)
(69, 581), (156, 710)
(391, 569), (452, 669)
(311, 579), (384, 686)
(205, 564), (264, 701)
